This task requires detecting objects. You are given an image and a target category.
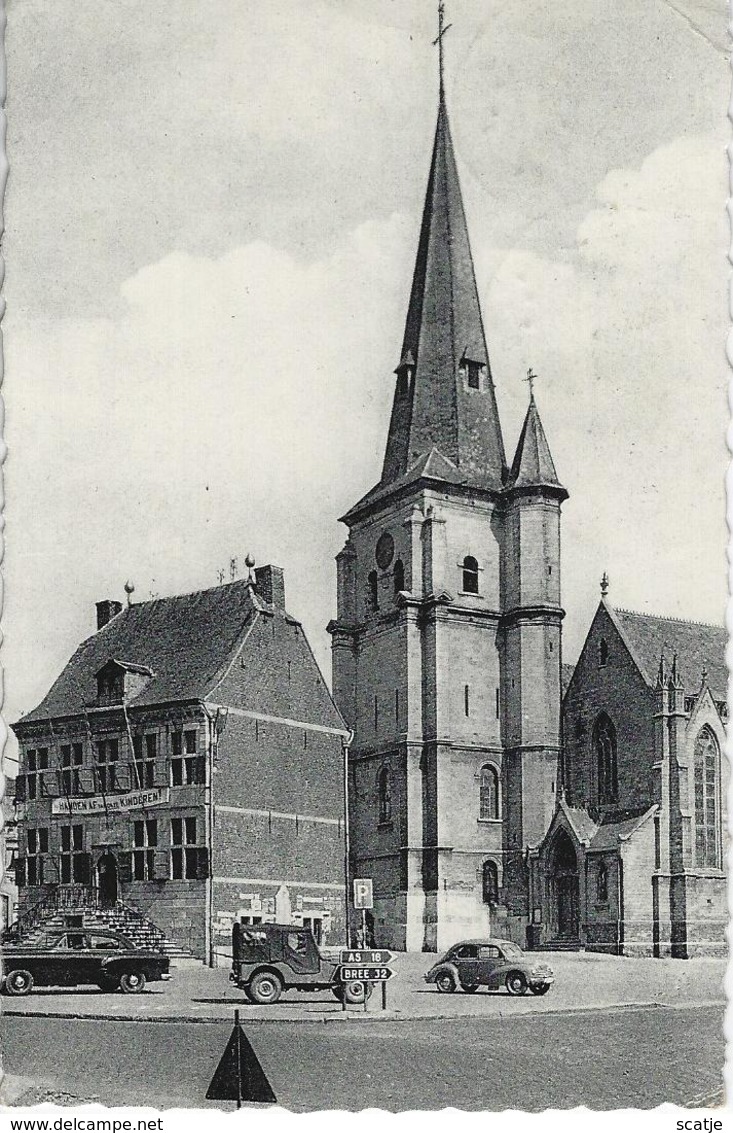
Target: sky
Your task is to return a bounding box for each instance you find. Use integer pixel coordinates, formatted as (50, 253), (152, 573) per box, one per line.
(2, 0), (729, 759)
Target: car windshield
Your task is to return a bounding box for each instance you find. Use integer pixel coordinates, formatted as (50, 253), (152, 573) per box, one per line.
(501, 942), (522, 958)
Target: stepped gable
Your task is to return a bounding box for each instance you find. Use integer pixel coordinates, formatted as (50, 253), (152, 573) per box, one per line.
(613, 608), (727, 701)
(18, 578), (344, 730)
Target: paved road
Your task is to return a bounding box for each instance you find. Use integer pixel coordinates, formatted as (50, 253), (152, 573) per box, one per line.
(3, 1005), (724, 1111)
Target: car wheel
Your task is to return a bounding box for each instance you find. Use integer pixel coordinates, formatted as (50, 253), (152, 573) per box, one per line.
(505, 971), (528, 996)
(247, 971), (283, 1005)
(531, 983), (551, 996)
(435, 972), (456, 994)
(342, 980), (372, 1004)
(5, 969), (33, 997)
(119, 971), (147, 994)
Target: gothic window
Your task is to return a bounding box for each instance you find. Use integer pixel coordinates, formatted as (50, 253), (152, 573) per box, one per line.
(694, 727), (721, 869)
(479, 764), (499, 821)
(377, 764), (392, 825)
(368, 571), (379, 611)
(462, 555), (479, 594)
(482, 860), (499, 905)
(393, 558), (404, 595)
(599, 638), (609, 667)
(596, 861), (608, 903)
(594, 714), (618, 804)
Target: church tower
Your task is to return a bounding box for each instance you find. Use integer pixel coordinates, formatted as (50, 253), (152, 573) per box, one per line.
(329, 42), (567, 951)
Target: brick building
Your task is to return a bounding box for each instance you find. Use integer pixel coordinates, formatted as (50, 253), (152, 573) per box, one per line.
(12, 567), (348, 962)
(531, 592), (727, 957)
(329, 87), (567, 952)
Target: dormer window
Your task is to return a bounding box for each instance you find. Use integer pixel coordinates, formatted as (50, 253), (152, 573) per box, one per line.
(96, 659), (154, 706)
(461, 354), (484, 392)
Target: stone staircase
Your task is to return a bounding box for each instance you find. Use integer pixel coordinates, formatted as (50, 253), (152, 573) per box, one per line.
(2, 889), (194, 960)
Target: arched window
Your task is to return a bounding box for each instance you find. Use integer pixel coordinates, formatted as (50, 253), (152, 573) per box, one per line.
(596, 861), (608, 903)
(599, 638), (609, 666)
(594, 713), (617, 804)
(462, 555), (479, 594)
(368, 571), (379, 611)
(377, 764), (392, 825)
(482, 860), (498, 905)
(694, 727), (721, 868)
(393, 559), (404, 595)
(479, 764), (499, 821)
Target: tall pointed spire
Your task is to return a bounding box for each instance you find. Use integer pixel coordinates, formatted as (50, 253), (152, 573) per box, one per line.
(381, 59), (506, 491)
(508, 386), (567, 497)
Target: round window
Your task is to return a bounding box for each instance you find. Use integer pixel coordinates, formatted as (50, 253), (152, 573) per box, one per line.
(375, 532), (395, 570)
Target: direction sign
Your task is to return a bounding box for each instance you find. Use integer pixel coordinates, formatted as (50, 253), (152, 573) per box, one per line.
(340, 949), (394, 965)
(353, 878), (373, 909)
(338, 964), (396, 982)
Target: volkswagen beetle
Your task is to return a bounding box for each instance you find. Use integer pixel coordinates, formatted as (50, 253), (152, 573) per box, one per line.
(424, 938), (553, 996)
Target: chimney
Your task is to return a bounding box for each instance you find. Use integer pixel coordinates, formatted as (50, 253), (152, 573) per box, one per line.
(96, 599), (123, 630)
(254, 565), (286, 609)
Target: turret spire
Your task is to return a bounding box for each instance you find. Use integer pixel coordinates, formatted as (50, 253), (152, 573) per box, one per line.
(508, 384), (567, 497)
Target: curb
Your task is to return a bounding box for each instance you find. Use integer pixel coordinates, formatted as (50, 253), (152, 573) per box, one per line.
(3, 997), (723, 1027)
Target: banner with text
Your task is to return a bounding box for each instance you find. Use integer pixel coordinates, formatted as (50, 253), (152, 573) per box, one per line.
(51, 787), (170, 817)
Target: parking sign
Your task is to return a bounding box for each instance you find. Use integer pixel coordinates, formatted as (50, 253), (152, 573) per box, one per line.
(353, 878), (373, 909)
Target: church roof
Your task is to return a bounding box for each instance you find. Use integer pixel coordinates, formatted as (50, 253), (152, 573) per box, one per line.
(611, 606), (727, 701)
(379, 91), (506, 495)
(589, 807), (657, 852)
(508, 394), (566, 495)
(16, 579), (346, 732)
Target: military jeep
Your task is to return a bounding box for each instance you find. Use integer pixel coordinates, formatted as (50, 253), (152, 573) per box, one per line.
(230, 922), (371, 1005)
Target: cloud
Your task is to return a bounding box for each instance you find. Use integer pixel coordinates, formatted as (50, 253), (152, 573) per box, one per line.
(5, 134), (726, 734)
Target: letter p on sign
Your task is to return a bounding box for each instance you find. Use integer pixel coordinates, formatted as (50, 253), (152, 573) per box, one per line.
(353, 878), (374, 909)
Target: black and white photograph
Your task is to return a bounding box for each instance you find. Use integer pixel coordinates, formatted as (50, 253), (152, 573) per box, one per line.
(0, 0), (728, 1119)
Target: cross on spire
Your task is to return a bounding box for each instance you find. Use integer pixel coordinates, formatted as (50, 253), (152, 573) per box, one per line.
(433, 1), (452, 96)
(524, 367), (538, 401)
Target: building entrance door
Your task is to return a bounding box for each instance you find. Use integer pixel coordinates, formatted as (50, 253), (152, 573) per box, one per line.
(97, 852), (118, 909)
(551, 829), (580, 940)
(557, 876), (579, 938)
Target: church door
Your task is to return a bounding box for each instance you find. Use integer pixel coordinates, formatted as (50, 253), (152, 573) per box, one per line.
(551, 829), (580, 940)
(557, 876), (579, 938)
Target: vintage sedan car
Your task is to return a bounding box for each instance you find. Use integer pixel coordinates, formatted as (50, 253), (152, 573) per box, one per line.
(1, 929), (172, 995)
(425, 938), (554, 996)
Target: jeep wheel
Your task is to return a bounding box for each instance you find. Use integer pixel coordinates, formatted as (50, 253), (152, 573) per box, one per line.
(248, 971), (283, 1005)
(342, 980), (372, 1005)
(435, 972), (456, 994)
(5, 969), (33, 996)
(119, 971), (147, 994)
(505, 971), (528, 996)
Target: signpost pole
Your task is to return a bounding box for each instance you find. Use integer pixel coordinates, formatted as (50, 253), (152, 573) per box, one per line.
(381, 979), (387, 1012)
(361, 907), (366, 949)
(234, 1008), (242, 1110)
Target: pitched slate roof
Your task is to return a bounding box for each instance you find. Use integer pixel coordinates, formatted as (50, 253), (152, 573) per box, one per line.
(589, 807), (656, 852)
(378, 91), (506, 496)
(508, 395), (566, 495)
(612, 607), (727, 701)
(16, 579), (345, 731)
(561, 663), (576, 698)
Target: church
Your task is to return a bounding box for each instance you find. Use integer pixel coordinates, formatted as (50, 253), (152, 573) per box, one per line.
(328, 77), (727, 955)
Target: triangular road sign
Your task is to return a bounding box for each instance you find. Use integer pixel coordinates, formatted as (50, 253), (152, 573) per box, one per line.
(206, 1015), (277, 1106)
